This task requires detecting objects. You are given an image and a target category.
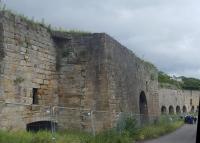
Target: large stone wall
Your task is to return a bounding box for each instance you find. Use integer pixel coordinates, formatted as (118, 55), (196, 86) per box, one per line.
(0, 11), (58, 130)
(1, 11), (199, 132)
(104, 34), (159, 116)
(159, 88), (200, 114)
(0, 11), (161, 131)
(0, 12), (58, 104)
(52, 32), (159, 131)
(0, 20), (4, 102)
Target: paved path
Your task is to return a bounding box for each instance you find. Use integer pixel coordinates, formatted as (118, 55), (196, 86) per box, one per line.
(137, 124), (197, 143)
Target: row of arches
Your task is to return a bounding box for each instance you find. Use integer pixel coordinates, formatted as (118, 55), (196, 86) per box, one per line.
(161, 105), (196, 114)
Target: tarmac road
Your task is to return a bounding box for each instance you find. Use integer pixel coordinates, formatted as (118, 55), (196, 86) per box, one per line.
(137, 124), (197, 143)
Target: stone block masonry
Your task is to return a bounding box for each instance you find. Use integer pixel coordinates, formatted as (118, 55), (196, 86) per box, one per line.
(0, 11), (159, 131)
(53, 32), (159, 131)
(0, 11), (58, 130)
(159, 88), (200, 115)
(0, 11), (58, 105)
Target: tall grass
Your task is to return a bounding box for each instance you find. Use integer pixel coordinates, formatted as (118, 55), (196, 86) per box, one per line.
(0, 130), (131, 143)
(134, 116), (184, 141)
(0, 115), (184, 143)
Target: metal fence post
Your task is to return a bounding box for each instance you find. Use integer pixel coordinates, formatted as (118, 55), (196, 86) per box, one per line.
(90, 110), (96, 136)
(51, 106), (56, 143)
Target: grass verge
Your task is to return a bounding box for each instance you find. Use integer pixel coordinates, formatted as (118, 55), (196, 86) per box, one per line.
(0, 129), (131, 143)
(0, 119), (184, 143)
(135, 120), (184, 141)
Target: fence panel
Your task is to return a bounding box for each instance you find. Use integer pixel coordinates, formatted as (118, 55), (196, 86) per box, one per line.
(0, 102), (51, 131)
(53, 106), (93, 133)
(0, 101), (185, 143)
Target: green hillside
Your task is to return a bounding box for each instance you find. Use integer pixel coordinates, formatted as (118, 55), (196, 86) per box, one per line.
(158, 71), (200, 90)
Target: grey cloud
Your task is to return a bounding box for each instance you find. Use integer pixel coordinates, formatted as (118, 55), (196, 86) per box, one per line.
(3, 0), (200, 78)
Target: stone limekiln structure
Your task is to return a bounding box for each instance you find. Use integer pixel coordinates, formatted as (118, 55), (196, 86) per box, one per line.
(159, 88), (200, 115)
(0, 11), (159, 131)
(0, 11), (199, 132)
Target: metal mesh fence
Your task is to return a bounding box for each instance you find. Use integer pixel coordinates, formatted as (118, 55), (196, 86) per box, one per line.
(53, 106), (93, 133)
(0, 101), (52, 131)
(0, 101), (184, 142)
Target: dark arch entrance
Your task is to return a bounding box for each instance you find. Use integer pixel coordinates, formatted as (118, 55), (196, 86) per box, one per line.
(139, 91), (148, 124)
(161, 106), (167, 114)
(26, 121), (57, 132)
(183, 105), (187, 113)
(169, 106), (174, 114)
(191, 106), (194, 112)
(176, 106), (181, 114)
(139, 91), (148, 115)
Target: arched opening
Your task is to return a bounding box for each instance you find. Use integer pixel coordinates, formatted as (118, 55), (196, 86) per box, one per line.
(139, 91), (148, 115)
(176, 106), (181, 114)
(190, 99), (192, 106)
(169, 106), (174, 114)
(183, 105), (187, 113)
(139, 91), (148, 124)
(191, 106), (194, 112)
(161, 106), (167, 114)
(26, 121), (57, 132)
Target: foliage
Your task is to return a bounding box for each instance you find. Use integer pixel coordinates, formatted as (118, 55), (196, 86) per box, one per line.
(62, 48), (72, 57)
(0, 115), (184, 143)
(14, 76), (25, 84)
(0, 130), (131, 143)
(158, 71), (181, 89)
(123, 117), (138, 136)
(158, 71), (200, 90)
(181, 76), (200, 90)
(52, 29), (91, 35)
(142, 59), (156, 69)
(135, 121), (183, 140)
(89, 130), (131, 143)
(116, 115), (139, 138)
(135, 116), (184, 141)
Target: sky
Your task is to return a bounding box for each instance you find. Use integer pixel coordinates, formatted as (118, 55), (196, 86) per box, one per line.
(2, 0), (200, 78)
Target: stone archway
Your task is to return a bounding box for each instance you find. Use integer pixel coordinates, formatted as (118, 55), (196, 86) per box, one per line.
(26, 121), (57, 132)
(183, 105), (187, 113)
(161, 106), (167, 114)
(139, 91), (148, 115)
(169, 105), (174, 114)
(139, 91), (148, 124)
(176, 106), (181, 114)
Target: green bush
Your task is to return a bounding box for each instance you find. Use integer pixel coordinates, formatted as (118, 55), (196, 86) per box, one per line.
(135, 120), (184, 141)
(181, 77), (200, 90)
(123, 116), (138, 137)
(116, 114), (139, 138)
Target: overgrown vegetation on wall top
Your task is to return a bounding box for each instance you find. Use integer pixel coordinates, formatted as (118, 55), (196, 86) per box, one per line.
(0, 1), (90, 35)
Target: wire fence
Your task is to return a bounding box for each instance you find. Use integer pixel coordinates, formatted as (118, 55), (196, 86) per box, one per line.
(0, 101), (184, 141)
